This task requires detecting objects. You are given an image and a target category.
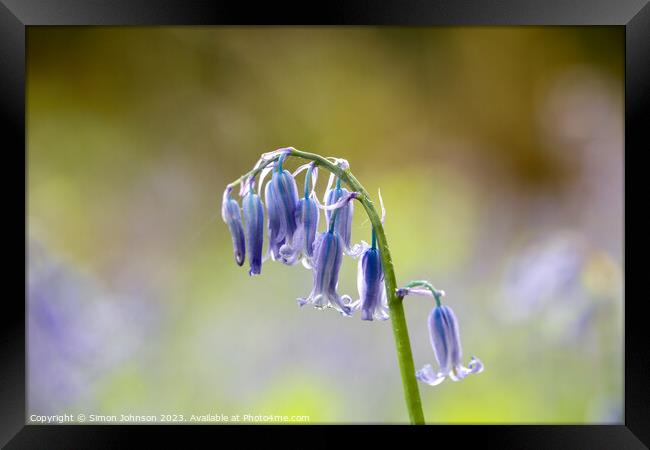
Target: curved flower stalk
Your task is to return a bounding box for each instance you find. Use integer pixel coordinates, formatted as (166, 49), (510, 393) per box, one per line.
(222, 186), (245, 266)
(224, 147), (483, 424)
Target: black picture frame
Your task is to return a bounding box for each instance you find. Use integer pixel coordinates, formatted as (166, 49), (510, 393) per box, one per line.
(2, 0), (648, 447)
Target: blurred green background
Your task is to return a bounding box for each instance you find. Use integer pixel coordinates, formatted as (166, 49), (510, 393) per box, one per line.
(27, 26), (623, 424)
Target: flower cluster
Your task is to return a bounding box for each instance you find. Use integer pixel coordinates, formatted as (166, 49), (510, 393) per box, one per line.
(222, 148), (389, 321)
(223, 148), (483, 390)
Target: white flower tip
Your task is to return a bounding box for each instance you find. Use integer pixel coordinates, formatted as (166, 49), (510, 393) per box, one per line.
(469, 356), (484, 374)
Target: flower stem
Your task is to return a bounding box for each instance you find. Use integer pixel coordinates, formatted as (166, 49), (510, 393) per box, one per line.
(404, 280), (444, 307)
(285, 148), (426, 425)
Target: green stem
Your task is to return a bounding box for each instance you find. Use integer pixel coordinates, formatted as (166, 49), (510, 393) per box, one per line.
(404, 280), (443, 307)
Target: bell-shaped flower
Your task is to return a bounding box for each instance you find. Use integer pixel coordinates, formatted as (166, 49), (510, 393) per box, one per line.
(274, 162), (321, 267)
(350, 235), (389, 321)
(222, 187), (246, 266)
(242, 181), (264, 275)
(416, 304), (483, 386)
(297, 230), (352, 316)
(264, 155), (300, 264)
(297, 195), (359, 316)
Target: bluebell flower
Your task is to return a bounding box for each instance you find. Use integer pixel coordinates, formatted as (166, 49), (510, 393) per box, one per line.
(298, 194), (359, 316)
(264, 176), (282, 259)
(324, 177), (354, 250)
(350, 232), (389, 321)
(280, 163), (320, 268)
(416, 304), (483, 386)
(242, 181), (264, 275)
(222, 186), (246, 266)
(264, 154), (300, 264)
(298, 230), (352, 316)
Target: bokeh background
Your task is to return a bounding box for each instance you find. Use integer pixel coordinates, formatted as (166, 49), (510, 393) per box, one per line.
(27, 26), (623, 424)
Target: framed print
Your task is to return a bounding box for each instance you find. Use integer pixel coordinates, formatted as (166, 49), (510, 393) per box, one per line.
(2, 0), (648, 447)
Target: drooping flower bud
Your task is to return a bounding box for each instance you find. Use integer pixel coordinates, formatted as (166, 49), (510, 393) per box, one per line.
(416, 304), (483, 386)
(265, 155), (300, 263)
(350, 233), (389, 321)
(242, 182), (264, 275)
(222, 187), (246, 266)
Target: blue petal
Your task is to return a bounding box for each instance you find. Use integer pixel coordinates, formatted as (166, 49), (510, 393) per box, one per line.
(266, 169), (300, 265)
(275, 196), (320, 267)
(265, 177), (283, 260)
(440, 305), (464, 368)
(274, 170), (299, 237)
(222, 197), (246, 266)
(243, 191), (264, 275)
(298, 231), (351, 316)
(325, 188), (354, 248)
(298, 197), (320, 257)
(356, 247), (388, 321)
(429, 306), (454, 373)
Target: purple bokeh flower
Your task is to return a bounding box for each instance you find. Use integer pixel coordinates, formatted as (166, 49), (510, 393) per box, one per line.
(28, 242), (148, 414)
(501, 232), (588, 320)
